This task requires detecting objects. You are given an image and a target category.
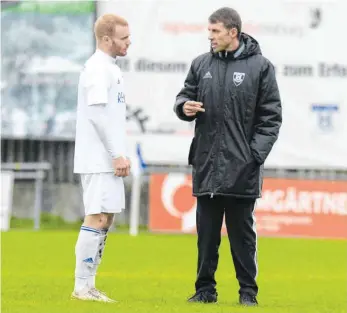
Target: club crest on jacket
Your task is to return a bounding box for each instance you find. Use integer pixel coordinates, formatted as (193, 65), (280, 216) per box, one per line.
(233, 72), (245, 86)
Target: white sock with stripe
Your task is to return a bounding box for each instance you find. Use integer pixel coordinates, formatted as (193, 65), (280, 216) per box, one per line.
(88, 228), (109, 288)
(74, 226), (100, 292)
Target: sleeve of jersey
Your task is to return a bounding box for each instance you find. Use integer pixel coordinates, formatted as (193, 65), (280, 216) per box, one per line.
(85, 68), (110, 106)
(86, 104), (126, 158)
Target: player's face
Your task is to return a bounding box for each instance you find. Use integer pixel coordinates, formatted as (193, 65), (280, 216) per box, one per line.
(107, 25), (131, 57)
(208, 22), (237, 52)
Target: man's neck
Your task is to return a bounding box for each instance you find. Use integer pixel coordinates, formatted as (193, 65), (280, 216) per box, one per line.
(226, 38), (240, 52)
(95, 46), (116, 63)
(96, 45), (112, 57)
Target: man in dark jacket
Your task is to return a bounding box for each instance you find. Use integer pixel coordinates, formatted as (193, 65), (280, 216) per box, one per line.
(174, 7), (282, 306)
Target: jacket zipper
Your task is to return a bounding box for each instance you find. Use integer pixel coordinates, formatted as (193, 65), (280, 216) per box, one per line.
(211, 59), (228, 198)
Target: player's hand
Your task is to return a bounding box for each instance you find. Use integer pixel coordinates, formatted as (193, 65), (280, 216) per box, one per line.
(183, 101), (205, 117)
(113, 156), (130, 177)
(124, 157), (131, 177)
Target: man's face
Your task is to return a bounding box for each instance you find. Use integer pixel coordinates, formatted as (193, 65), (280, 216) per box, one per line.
(208, 22), (237, 52)
(104, 25), (131, 57)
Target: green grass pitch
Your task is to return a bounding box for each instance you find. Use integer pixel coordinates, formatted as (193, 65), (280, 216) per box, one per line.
(1, 231), (346, 313)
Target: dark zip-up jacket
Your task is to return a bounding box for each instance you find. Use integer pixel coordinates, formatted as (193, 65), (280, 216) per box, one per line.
(174, 33), (282, 198)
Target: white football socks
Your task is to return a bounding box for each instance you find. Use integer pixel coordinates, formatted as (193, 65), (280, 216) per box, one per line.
(88, 228), (109, 288)
(74, 226), (100, 292)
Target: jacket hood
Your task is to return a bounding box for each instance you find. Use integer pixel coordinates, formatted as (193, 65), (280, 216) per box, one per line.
(212, 32), (262, 60)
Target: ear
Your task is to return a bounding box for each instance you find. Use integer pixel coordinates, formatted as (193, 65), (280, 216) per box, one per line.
(230, 27), (238, 39)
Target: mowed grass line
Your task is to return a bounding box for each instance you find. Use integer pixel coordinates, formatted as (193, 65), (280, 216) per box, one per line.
(1, 231), (346, 313)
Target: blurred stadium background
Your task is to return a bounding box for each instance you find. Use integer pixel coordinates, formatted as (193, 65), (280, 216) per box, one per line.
(1, 1), (346, 312)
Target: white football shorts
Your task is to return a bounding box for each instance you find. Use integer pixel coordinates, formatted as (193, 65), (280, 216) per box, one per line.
(80, 173), (125, 215)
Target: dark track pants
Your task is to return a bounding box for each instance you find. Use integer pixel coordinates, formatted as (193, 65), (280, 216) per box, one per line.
(195, 195), (258, 296)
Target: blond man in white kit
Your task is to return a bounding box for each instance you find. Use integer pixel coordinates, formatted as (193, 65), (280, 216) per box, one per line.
(72, 14), (131, 302)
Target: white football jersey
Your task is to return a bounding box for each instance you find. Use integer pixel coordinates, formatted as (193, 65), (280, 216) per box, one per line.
(74, 50), (126, 173)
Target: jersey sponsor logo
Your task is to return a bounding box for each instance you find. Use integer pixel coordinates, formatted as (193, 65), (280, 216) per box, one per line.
(118, 92), (125, 103)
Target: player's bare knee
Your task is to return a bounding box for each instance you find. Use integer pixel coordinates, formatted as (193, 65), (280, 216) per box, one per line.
(83, 214), (106, 230)
(98, 213), (109, 229)
(106, 214), (115, 228)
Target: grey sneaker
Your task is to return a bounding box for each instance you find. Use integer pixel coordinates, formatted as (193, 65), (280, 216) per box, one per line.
(90, 288), (117, 303)
(71, 287), (114, 302)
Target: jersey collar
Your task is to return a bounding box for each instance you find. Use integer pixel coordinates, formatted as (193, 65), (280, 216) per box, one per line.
(95, 49), (117, 64)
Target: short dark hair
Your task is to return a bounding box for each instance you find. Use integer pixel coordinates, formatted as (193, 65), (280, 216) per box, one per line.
(209, 7), (242, 35)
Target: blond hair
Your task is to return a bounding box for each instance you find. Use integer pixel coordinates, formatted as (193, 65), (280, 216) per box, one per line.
(94, 14), (128, 40)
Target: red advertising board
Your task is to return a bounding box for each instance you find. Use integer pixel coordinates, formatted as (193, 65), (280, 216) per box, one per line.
(149, 174), (347, 239)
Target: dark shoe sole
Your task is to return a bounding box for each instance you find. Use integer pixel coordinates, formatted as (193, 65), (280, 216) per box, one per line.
(188, 299), (217, 304)
(187, 293), (217, 303)
(239, 298), (258, 306)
